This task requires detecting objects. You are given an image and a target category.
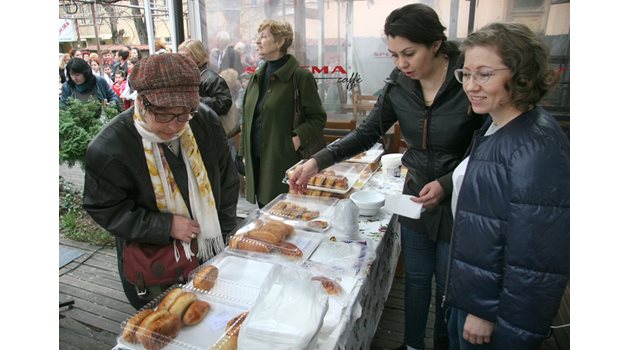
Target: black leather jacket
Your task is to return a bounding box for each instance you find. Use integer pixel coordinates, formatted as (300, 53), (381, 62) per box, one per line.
(199, 63), (232, 116)
(83, 103), (240, 249)
(314, 54), (483, 241)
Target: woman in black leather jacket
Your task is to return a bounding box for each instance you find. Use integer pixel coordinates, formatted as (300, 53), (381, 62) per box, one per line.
(290, 4), (483, 350)
(179, 39), (233, 116)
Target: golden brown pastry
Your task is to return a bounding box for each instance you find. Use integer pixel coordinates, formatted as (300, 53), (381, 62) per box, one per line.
(193, 264), (219, 291)
(167, 291), (197, 320)
(139, 313), (181, 350)
(122, 309), (154, 343)
(323, 175), (336, 187)
(313, 174), (326, 186)
(182, 300), (211, 326)
(260, 219), (294, 239)
(229, 236), (273, 253)
(301, 210), (320, 221)
(246, 229), (282, 244)
(157, 287), (183, 311)
(135, 310), (170, 345)
(333, 176), (349, 189)
(311, 276), (343, 295)
(277, 241), (303, 258)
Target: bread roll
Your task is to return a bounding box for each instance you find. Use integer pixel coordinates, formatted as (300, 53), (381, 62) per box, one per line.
(168, 291), (197, 320)
(157, 287), (183, 311)
(230, 236), (272, 253)
(122, 309), (153, 343)
(246, 229), (281, 244)
(140, 313), (181, 350)
(136, 310), (170, 345)
(193, 264), (219, 291)
(261, 219), (295, 238)
(182, 300), (211, 326)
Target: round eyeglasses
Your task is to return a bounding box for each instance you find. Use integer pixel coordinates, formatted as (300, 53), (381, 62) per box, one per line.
(149, 108), (195, 123)
(453, 68), (510, 85)
(141, 97), (196, 123)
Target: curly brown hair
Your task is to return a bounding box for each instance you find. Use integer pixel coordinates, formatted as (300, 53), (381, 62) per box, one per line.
(462, 22), (558, 111)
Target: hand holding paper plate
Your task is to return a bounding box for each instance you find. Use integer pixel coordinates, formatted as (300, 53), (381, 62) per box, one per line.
(384, 194), (425, 219)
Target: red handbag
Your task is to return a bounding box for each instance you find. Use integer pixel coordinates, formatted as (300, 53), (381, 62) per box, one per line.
(123, 239), (199, 290)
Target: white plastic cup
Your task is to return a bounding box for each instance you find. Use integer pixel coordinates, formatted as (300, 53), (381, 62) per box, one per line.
(381, 153), (403, 177)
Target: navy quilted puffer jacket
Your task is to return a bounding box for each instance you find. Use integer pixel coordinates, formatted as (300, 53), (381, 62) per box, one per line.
(444, 107), (569, 349)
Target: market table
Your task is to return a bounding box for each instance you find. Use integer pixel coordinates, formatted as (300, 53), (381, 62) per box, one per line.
(113, 169), (405, 350)
(314, 170), (404, 349)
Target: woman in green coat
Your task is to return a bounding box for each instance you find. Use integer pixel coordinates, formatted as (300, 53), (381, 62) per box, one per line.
(239, 19), (326, 207)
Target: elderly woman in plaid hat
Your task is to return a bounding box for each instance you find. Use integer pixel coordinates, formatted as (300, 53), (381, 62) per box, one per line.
(83, 53), (240, 309)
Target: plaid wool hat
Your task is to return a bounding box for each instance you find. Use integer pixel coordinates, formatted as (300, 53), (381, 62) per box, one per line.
(130, 53), (201, 111)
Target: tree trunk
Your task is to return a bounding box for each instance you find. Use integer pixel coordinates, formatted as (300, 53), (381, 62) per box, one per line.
(103, 5), (121, 44)
(129, 0), (148, 44)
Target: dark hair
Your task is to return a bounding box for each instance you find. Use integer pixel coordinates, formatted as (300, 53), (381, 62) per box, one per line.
(118, 49), (129, 60)
(384, 3), (459, 58)
(65, 58), (95, 88)
(115, 69), (127, 79)
(462, 22), (558, 111)
(131, 47), (143, 59)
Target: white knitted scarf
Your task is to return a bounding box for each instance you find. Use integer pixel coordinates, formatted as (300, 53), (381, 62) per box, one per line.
(132, 103), (224, 262)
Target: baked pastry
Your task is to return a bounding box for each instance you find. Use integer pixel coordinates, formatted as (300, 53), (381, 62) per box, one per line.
(246, 229), (282, 244)
(229, 235), (273, 253)
(260, 219), (295, 239)
(313, 174), (326, 186)
(323, 175), (336, 187)
(157, 287), (183, 311)
(122, 309), (154, 343)
(193, 264), (219, 291)
(277, 241), (303, 258)
(307, 220), (329, 230)
(182, 300), (211, 326)
(333, 176), (349, 189)
(135, 310), (170, 345)
(139, 313), (181, 350)
(168, 291), (197, 320)
(301, 210), (320, 221)
(311, 275), (343, 295)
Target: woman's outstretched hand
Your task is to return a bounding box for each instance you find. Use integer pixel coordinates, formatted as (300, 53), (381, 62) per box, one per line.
(288, 158), (319, 193)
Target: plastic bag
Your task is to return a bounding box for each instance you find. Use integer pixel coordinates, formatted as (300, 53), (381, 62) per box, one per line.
(238, 264), (328, 350)
(329, 199), (360, 240)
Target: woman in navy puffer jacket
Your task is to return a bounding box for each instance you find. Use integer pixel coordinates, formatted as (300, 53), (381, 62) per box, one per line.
(445, 23), (569, 349)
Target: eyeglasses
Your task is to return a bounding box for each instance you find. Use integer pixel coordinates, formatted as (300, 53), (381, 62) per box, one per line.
(142, 98), (196, 123)
(453, 68), (510, 85)
(149, 107), (195, 123)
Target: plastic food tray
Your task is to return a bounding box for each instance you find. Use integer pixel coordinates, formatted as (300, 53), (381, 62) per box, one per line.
(261, 193), (338, 225)
(186, 254), (276, 305)
(345, 143), (385, 164)
(227, 226), (323, 264)
(352, 163), (381, 190)
(285, 161), (368, 194)
(117, 284), (252, 350)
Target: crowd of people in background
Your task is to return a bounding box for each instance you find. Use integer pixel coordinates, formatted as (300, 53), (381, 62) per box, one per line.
(59, 33), (260, 118)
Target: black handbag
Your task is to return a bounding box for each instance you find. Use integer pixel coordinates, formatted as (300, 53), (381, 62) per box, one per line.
(292, 73), (326, 159)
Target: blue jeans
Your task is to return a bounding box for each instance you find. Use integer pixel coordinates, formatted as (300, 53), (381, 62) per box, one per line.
(447, 308), (493, 350)
(400, 224), (450, 349)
